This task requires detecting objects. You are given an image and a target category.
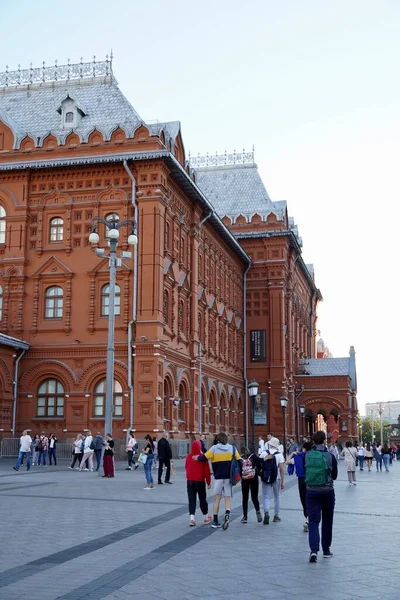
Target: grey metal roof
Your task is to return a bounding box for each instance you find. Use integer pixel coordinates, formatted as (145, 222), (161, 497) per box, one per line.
(0, 333), (29, 350)
(195, 163), (286, 221)
(0, 77), (143, 147)
(298, 358), (350, 377)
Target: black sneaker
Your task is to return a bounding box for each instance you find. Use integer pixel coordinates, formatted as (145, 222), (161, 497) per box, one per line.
(256, 511), (262, 523)
(241, 517), (247, 523)
(211, 521), (221, 529)
(323, 551), (333, 558)
(263, 512), (270, 525)
(273, 515), (281, 522)
(134, 464), (139, 470)
(12, 467), (19, 471)
(309, 552), (318, 563)
(222, 513), (230, 530)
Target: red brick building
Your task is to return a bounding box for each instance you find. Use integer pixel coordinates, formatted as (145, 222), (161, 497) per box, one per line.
(0, 58), (357, 446)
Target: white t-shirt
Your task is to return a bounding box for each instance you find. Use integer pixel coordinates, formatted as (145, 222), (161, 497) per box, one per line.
(258, 439), (264, 456)
(260, 448), (285, 480)
(358, 446), (365, 456)
(20, 435), (32, 452)
(84, 436), (93, 452)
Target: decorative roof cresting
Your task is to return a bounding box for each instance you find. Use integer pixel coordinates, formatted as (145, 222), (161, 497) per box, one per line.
(189, 148), (254, 169)
(0, 54), (113, 87)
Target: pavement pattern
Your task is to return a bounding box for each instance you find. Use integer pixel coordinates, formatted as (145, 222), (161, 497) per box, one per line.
(0, 455), (399, 600)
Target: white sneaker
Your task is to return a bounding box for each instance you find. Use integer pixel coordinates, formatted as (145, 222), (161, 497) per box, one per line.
(143, 486), (151, 490)
(352, 482), (357, 485)
(68, 467), (73, 470)
(84, 468), (89, 471)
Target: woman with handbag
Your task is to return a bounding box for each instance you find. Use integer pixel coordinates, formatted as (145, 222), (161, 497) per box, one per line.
(142, 434), (155, 489)
(102, 434), (115, 478)
(342, 441), (358, 485)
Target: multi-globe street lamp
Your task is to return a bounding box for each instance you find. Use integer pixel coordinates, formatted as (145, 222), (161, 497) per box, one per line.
(89, 216), (137, 436)
(248, 380), (259, 453)
(300, 404), (305, 439)
(280, 396), (288, 458)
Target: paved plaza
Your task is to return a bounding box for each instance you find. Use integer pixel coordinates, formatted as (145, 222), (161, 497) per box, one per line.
(0, 455), (399, 600)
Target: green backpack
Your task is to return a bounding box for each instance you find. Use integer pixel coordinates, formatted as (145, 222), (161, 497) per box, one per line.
(305, 450), (329, 486)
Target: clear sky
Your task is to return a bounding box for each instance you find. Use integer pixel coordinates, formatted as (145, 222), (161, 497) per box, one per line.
(1, 0), (399, 414)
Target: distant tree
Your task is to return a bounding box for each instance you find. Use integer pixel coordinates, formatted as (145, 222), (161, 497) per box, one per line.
(360, 416), (391, 444)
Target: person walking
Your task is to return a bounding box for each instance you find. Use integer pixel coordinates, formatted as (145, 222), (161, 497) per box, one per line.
(48, 433), (57, 465)
(79, 431), (94, 472)
(126, 431), (139, 470)
(373, 443), (383, 472)
(194, 431), (241, 530)
(143, 434), (155, 489)
(381, 443), (391, 472)
(257, 435), (265, 457)
(357, 443), (365, 471)
(13, 430), (32, 472)
(102, 434), (115, 478)
(200, 434), (207, 454)
(31, 434), (40, 466)
(240, 446), (262, 524)
(286, 441), (313, 532)
(158, 432), (173, 484)
(152, 437), (158, 469)
(364, 442), (373, 471)
(92, 432), (104, 471)
(342, 441), (358, 485)
(306, 430), (338, 563)
(37, 432), (48, 466)
(185, 439), (212, 526)
(260, 437), (285, 525)
(69, 434), (83, 469)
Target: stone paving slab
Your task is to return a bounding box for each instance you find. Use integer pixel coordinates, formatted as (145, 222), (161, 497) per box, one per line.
(0, 457), (399, 599)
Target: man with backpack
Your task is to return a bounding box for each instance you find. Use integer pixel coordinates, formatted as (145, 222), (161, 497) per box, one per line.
(305, 430), (338, 563)
(260, 437), (285, 524)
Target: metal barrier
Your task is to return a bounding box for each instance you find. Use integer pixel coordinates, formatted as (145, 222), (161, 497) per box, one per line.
(0, 438), (19, 458)
(177, 440), (190, 458)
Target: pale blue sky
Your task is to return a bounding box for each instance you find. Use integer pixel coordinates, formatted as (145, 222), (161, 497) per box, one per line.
(1, 0), (399, 413)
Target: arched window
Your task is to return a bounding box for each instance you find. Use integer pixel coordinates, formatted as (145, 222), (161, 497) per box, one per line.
(105, 213), (119, 238)
(44, 286), (63, 319)
(65, 111), (74, 123)
(0, 206), (6, 244)
(37, 379), (64, 417)
(101, 283), (121, 316)
(163, 290), (170, 326)
(94, 379), (123, 417)
(0, 285), (2, 321)
(49, 217), (64, 242)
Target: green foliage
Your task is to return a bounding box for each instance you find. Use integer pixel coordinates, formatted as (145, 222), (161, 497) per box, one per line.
(360, 416), (391, 444)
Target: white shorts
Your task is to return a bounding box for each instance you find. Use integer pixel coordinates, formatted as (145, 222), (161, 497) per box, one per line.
(214, 478), (232, 497)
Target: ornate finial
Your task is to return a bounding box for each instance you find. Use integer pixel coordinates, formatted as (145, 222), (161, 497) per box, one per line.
(93, 55), (96, 63)
(67, 57), (70, 65)
(110, 49), (113, 61)
(80, 56), (83, 64)
(55, 59), (58, 66)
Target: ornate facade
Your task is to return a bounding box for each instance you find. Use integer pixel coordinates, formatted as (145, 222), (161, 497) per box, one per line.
(0, 58), (357, 444)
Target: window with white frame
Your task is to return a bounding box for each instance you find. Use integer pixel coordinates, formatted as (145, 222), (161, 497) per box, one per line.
(93, 379), (123, 417)
(44, 286), (64, 319)
(65, 112), (74, 123)
(49, 217), (64, 242)
(101, 283), (121, 316)
(37, 379), (64, 417)
(0, 206), (6, 244)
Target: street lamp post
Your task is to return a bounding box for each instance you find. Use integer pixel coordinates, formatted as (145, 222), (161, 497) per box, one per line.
(89, 216), (137, 436)
(295, 384), (305, 442)
(280, 396), (288, 458)
(248, 380), (259, 453)
(378, 403), (383, 446)
(300, 404), (305, 439)
(371, 409), (375, 443)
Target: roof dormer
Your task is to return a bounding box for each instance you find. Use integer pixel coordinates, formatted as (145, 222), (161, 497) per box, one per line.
(56, 94), (86, 129)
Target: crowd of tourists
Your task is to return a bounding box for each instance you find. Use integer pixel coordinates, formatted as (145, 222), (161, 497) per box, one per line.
(12, 425), (398, 562)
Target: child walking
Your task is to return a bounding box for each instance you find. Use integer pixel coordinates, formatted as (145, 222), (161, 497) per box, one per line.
(185, 439), (212, 526)
(240, 446), (262, 524)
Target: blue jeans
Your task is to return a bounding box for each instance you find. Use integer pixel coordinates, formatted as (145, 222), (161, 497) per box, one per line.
(49, 448), (57, 465)
(358, 456), (364, 470)
(375, 456), (382, 471)
(15, 451), (31, 471)
(144, 455), (154, 484)
(38, 450), (47, 465)
(382, 454), (390, 470)
(95, 450), (102, 470)
(306, 488), (335, 554)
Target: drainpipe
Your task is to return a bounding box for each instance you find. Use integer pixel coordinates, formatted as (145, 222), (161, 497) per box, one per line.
(198, 209), (212, 435)
(243, 263), (251, 447)
(12, 349), (26, 436)
(123, 160), (138, 436)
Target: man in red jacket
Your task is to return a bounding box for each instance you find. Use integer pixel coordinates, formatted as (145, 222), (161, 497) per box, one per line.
(185, 439), (212, 527)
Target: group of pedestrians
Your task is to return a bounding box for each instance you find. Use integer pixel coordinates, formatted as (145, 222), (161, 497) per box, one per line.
(13, 430), (58, 471)
(140, 432), (174, 489)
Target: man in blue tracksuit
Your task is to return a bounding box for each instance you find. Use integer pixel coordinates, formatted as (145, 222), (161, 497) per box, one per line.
(306, 430), (338, 563)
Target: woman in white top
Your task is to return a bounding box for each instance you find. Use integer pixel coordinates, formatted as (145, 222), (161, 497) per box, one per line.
(79, 432), (94, 472)
(341, 441), (358, 485)
(357, 443), (365, 471)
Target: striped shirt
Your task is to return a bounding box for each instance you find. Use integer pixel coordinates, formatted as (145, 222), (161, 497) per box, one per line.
(199, 443), (241, 479)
